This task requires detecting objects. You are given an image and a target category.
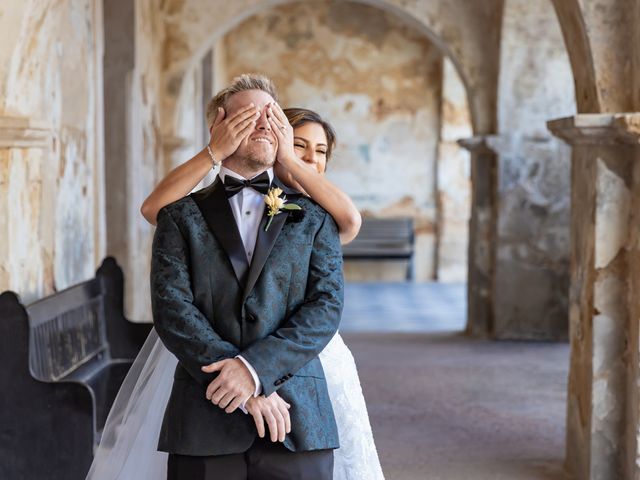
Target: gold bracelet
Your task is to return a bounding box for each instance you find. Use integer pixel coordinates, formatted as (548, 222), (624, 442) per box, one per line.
(206, 144), (219, 167)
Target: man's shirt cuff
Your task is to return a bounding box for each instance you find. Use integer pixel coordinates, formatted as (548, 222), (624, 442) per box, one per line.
(236, 355), (262, 414)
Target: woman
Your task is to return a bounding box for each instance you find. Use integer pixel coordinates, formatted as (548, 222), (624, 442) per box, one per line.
(87, 105), (384, 480)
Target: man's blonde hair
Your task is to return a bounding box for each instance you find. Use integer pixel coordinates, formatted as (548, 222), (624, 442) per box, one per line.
(205, 74), (278, 129)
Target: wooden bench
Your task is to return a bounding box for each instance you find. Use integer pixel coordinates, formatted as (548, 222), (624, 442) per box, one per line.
(0, 257), (152, 480)
(341, 217), (415, 280)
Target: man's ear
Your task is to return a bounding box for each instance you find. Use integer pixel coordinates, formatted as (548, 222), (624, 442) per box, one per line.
(211, 107), (225, 132)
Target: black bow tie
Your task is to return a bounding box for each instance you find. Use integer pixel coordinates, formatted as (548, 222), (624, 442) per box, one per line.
(223, 171), (271, 198)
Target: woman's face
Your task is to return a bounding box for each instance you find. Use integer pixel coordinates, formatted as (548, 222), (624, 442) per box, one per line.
(274, 121), (329, 192)
(292, 121), (329, 174)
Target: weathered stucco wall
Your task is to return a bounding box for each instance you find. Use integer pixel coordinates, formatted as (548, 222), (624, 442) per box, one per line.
(0, 3), (28, 108)
(220, 0), (443, 281)
(160, 0), (502, 134)
(0, 0), (105, 302)
(0, 0), (164, 320)
(493, 0), (575, 339)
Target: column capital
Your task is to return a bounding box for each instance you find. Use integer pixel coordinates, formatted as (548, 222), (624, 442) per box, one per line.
(547, 113), (640, 146)
(457, 135), (500, 154)
(459, 133), (557, 157)
(0, 116), (52, 149)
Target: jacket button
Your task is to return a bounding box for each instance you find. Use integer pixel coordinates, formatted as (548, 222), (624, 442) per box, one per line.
(247, 314), (257, 323)
(274, 379), (282, 386)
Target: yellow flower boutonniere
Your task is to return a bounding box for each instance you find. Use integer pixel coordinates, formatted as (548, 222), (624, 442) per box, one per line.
(264, 187), (302, 231)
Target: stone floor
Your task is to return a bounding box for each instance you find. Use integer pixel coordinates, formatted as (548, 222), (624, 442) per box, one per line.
(340, 283), (570, 480)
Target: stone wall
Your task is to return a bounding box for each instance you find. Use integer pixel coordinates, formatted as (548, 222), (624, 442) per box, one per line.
(492, 0), (575, 339)
(0, 0), (105, 302)
(0, 0), (165, 320)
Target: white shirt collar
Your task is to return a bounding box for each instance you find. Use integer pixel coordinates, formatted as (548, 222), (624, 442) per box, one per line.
(219, 165), (274, 183)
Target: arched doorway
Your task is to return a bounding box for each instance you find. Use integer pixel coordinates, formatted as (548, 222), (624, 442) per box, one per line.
(161, 0), (477, 335)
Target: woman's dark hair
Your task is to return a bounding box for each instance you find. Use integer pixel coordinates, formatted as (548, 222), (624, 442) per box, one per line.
(283, 108), (337, 161)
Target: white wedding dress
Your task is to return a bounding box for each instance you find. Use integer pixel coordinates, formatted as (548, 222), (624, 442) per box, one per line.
(86, 328), (384, 480)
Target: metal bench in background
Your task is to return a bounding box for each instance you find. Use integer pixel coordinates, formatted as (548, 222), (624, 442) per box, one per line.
(341, 217), (415, 281)
(0, 257), (152, 480)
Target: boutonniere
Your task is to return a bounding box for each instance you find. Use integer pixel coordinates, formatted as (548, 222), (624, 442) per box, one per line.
(264, 187), (303, 231)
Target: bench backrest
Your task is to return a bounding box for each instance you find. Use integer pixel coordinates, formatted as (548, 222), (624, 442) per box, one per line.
(342, 217), (415, 257)
(26, 278), (109, 382)
(355, 217), (414, 241)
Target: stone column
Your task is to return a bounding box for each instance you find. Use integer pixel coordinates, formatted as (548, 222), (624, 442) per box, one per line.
(548, 113), (640, 480)
(488, 134), (571, 340)
(458, 136), (498, 337)
(103, 0), (140, 319)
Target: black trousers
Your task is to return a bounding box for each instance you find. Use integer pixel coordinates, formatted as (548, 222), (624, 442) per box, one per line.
(167, 438), (334, 480)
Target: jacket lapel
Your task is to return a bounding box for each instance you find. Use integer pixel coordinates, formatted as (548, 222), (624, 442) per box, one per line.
(243, 178), (301, 300)
(191, 178), (249, 287)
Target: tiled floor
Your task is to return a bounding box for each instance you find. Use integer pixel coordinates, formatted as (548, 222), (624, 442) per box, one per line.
(341, 282), (466, 333)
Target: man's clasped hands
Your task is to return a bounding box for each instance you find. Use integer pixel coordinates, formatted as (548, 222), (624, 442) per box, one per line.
(201, 358), (291, 444)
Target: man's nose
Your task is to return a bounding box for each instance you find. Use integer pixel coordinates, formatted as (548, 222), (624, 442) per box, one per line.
(255, 108), (271, 131)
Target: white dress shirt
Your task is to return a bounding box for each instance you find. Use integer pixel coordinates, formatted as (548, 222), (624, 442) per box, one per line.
(218, 165), (272, 407)
(218, 166), (272, 264)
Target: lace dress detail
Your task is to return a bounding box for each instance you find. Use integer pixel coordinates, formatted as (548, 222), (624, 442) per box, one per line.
(87, 329), (384, 479)
(320, 332), (385, 480)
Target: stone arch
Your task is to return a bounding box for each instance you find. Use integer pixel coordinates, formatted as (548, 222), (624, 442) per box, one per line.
(550, 0), (640, 113)
(161, 0), (482, 137)
(549, 0), (600, 113)
(158, 0), (496, 333)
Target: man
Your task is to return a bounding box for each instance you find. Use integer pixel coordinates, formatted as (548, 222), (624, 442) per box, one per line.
(151, 74), (343, 479)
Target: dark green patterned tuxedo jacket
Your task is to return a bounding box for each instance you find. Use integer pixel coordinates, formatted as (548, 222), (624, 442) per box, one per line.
(150, 177), (344, 456)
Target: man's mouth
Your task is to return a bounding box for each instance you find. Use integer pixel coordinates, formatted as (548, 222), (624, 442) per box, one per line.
(250, 136), (273, 145)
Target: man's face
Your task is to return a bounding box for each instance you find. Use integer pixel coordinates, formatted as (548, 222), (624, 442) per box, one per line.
(225, 89), (277, 168)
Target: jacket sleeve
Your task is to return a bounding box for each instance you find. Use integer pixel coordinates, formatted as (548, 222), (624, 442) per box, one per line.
(239, 211), (344, 396)
(150, 206), (240, 387)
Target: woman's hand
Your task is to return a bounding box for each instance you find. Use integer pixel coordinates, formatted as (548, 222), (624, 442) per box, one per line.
(267, 102), (297, 167)
(209, 103), (260, 161)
